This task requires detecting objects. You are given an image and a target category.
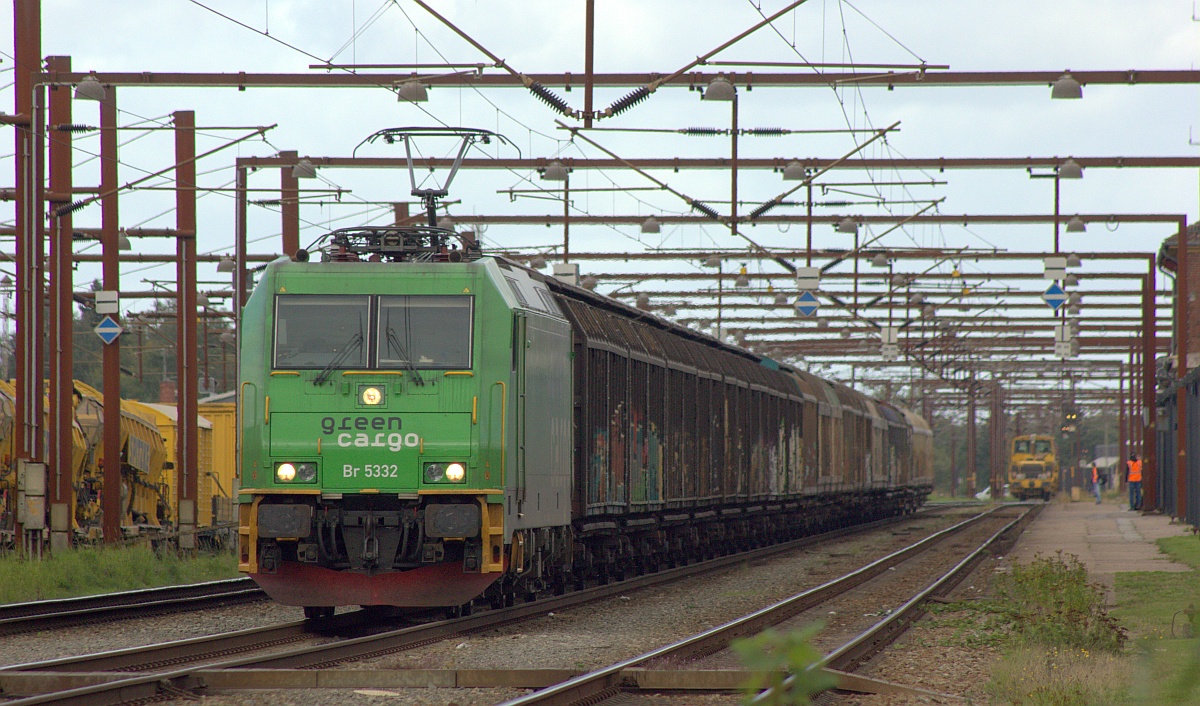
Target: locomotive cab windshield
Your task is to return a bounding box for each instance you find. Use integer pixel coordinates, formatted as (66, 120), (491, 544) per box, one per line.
(274, 294), (474, 372)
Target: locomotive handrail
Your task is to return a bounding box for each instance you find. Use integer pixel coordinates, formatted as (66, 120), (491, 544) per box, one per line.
(238, 381), (253, 480)
(494, 380), (507, 486)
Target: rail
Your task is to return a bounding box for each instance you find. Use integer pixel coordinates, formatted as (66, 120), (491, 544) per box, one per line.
(0, 577), (264, 636)
(0, 510), (932, 704)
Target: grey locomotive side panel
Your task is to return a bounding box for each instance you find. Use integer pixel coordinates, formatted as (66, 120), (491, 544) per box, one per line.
(506, 312), (573, 530)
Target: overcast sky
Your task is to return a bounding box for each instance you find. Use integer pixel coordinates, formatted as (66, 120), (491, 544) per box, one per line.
(1, 1), (1197, 385)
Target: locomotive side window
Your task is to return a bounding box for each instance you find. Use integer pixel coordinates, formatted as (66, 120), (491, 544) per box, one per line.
(274, 295), (369, 369)
(535, 288), (562, 316)
(378, 295), (473, 369)
(505, 277), (529, 307)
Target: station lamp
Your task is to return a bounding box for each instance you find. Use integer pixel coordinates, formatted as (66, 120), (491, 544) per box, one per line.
(1058, 159), (1084, 179)
(291, 159), (317, 179)
(395, 79), (429, 103)
(782, 161), (806, 181)
(541, 160), (569, 181)
(216, 257), (236, 273)
(640, 216), (661, 234)
(74, 74), (106, 101)
(702, 76), (736, 101)
(1065, 217), (1086, 233)
(1051, 72), (1083, 100)
(734, 265), (750, 288)
(836, 217), (858, 234)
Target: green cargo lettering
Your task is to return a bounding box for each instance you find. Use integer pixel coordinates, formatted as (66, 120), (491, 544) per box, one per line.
(321, 416), (402, 434)
(335, 431), (417, 451)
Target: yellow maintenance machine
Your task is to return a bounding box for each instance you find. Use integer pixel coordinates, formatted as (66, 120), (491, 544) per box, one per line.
(73, 382), (170, 537)
(1008, 434), (1059, 501)
(0, 382), (14, 538)
(0, 381), (240, 548)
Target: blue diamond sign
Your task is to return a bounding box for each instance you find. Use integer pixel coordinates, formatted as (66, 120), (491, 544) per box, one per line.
(795, 290), (820, 317)
(1042, 283), (1067, 312)
(94, 315), (122, 345)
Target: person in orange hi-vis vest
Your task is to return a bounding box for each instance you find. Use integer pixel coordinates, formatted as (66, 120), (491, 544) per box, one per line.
(1092, 462), (1102, 504)
(1126, 454), (1143, 511)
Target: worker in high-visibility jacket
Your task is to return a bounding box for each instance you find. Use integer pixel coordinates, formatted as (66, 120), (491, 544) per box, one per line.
(1126, 454), (1143, 511)
(1092, 462), (1102, 505)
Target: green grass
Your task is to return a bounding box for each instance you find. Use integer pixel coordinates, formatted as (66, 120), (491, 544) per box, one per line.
(927, 553), (1129, 704)
(1107, 536), (1200, 705)
(0, 545), (239, 604)
(986, 645), (1127, 706)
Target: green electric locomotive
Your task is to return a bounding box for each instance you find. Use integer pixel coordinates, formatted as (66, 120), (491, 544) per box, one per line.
(239, 224), (933, 616)
(238, 226), (572, 615)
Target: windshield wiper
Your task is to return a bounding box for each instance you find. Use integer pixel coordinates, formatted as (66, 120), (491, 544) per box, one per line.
(313, 330), (364, 386)
(386, 327), (425, 386)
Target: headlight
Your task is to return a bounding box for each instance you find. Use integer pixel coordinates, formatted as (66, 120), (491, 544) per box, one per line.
(359, 385), (384, 406)
(424, 462), (467, 484)
(275, 462), (317, 483)
(424, 462), (446, 483)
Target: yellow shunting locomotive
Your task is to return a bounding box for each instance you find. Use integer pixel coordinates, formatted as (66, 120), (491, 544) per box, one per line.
(1007, 434), (1059, 501)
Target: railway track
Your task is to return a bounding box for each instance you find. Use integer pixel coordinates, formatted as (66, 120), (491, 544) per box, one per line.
(0, 508), (964, 704)
(0, 578), (266, 636)
(497, 503), (1037, 705)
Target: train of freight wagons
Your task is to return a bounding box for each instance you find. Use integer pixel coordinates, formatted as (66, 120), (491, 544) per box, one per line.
(235, 224), (935, 617)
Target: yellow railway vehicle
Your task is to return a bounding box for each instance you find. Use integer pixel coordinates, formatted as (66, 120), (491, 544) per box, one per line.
(127, 401), (230, 544)
(197, 399), (237, 534)
(0, 383), (14, 539)
(73, 382), (169, 535)
(0, 381), (90, 539)
(1008, 434), (1059, 501)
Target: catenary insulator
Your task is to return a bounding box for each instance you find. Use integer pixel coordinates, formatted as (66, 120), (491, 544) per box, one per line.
(681, 127), (724, 136)
(690, 200), (720, 221)
(748, 199), (779, 220)
(527, 82), (574, 117)
(605, 87), (651, 118)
